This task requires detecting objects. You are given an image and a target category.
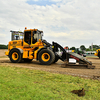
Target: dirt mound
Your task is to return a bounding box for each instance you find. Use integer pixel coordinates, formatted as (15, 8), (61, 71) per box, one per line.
(71, 88), (85, 97)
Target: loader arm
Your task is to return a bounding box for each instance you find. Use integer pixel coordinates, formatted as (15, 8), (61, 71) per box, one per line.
(52, 42), (67, 61)
(42, 40), (67, 61)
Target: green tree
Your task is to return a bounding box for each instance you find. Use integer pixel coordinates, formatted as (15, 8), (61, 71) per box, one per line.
(80, 45), (86, 50)
(0, 44), (8, 49)
(70, 47), (76, 50)
(86, 48), (91, 51)
(89, 45), (100, 50)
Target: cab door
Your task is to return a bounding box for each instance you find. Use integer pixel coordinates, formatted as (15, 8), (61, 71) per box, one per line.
(24, 31), (31, 47)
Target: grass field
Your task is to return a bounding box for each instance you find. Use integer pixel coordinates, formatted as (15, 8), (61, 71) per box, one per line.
(0, 65), (100, 100)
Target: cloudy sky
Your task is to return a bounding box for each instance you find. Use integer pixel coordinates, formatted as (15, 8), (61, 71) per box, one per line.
(0, 0), (100, 48)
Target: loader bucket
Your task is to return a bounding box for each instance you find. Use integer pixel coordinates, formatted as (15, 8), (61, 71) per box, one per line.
(52, 42), (95, 69)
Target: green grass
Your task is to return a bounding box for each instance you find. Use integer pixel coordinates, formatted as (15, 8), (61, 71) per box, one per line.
(0, 65), (100, 100)
(0, 56), (8, 58)
(86, 56), (98, 58)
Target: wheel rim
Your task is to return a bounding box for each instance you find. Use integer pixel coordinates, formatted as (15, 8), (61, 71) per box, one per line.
(12, 52), (19, 60)
(41, 53), (50, 62)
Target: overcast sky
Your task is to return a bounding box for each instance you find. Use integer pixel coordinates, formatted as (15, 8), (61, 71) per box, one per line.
(0, 0), (100, 48)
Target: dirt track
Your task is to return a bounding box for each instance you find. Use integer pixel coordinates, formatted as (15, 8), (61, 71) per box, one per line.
(0, 49), (100, 80)
(0, 49), (8, 57)
(0, 56), (100, 80)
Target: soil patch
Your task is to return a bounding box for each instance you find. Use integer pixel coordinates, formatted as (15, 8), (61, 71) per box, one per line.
(0, 57), (100, 80)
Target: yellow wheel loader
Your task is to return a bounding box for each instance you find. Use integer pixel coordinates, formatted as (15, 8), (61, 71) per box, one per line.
(5, 27), (95, 68)
(94, 49), (100, 58)
(5, 27), (66, 64)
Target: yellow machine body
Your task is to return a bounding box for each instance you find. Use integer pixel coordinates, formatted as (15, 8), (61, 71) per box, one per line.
(5, 28), (44, 60)
(5, 27), (95, 68)
(94, 49), (100, 58)
(5, 27), (66, 65)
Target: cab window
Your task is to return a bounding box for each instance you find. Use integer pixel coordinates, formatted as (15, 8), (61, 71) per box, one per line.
(24, 31), (31, 44)
(32, 31), (37, 44)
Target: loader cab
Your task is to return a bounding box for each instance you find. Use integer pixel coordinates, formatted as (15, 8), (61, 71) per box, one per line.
(10, 30), (24, 41)
(24, 28), (43, 45)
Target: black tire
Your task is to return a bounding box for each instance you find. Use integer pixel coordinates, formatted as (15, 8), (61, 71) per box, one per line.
(53, 55), (59, 63)
(98, 51), (100, 58)
(23, 59), (33, 62)
(9, 49), (22, 63)
(38, 49), (55, 65)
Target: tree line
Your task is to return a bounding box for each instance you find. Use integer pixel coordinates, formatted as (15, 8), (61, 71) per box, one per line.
(0, 44), (8, 49)
(0, 44), (100, 51)
(66, 45), (100, 51)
